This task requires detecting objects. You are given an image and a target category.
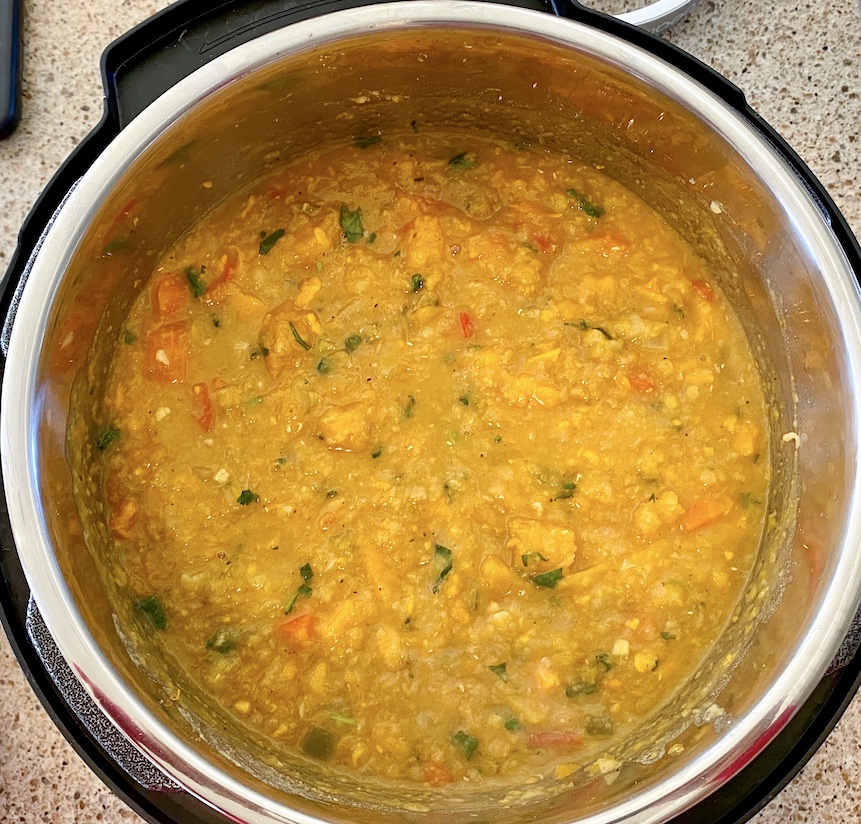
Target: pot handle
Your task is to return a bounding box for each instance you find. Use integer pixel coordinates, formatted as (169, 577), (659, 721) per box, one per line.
(24, 597), (182, 793)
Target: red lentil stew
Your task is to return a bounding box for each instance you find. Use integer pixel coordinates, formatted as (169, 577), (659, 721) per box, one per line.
(92, 132), (769, 786)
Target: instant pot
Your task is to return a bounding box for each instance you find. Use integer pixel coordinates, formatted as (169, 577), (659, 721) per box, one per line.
(3, 1), (861, 823)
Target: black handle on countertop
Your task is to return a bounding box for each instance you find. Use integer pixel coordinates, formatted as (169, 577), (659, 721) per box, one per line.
(0, 0), (22, 139)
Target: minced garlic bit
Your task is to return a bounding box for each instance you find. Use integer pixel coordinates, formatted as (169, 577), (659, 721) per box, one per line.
(782, 431), (800, 446)
(213, 468), (230, 484)
(154, 348), (170, 366)
(709, 200), (724, 214)
(154, 407), (171, 422)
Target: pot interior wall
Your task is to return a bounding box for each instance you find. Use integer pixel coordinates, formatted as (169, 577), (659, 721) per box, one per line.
(28, 22), (857, 822)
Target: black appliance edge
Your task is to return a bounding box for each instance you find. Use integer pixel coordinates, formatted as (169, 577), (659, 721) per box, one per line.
(2, 1), (861, 822)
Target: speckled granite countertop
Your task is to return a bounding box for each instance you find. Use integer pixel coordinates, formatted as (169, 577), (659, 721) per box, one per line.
(1, 0), (860, 821)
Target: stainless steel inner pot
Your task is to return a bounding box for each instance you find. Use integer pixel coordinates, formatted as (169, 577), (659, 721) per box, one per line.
(4, 3), (861, 823)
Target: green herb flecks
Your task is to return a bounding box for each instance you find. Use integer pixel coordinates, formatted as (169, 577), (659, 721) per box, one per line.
(489, 662), (508, 682)
(432, 544), (453, 593)
(339, 204), (364, 243)
(259, 228), (285, 256)
(206, 627), (236, 654)
(565, 681), (598, 697)
(586, 716), (614, 737)
(410, 273), (424, 292)
(533, 568), (564, 589)
(458, 395), (470, 406)
(288, 322), (312, 351)
(102, 237), (131, 255)
(186, 266), (207, 298)
(403, 394), (417, 419)
(449, 152), (478, 171)
(354, 134), (382, 148)
(555, 480), (577, 500)
(451, 730), (479, 760)
(595, 652), (614, 672)
(96, 426), (120, 451)
(237, 489), (260, 506)
(122, 330), (137, 345)
(521, 551), (548, 568)
(285, 564), (314, 614)
(317, 357), (332, 375)
(566, 188), (605, 218)
(739, 491), (762, 507)
(135, 595), (167, 631)
(503, 713), (521, 731)
(250, 346), (269, 359)
(302, 726), (336, 761)
(661, 631), (677, 641)
(345, 334), (362, 353)
(367, 232), (377, 244)
(371, 447), (383, 459)
(330, 712), (358, 726)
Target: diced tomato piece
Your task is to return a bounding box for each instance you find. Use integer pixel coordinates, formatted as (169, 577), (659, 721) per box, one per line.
(682, 495), (732, 532)
(146, 322), (190, 383)
(691, 280), (715, 302)
(628, 372), (657, 393)
(527, 730), (583, 751)
(422, 762), (454, 786)
(153, 272), (189, 319)
(580, 229), (628, 252)
(278, 613), (315, 644)
(192, 383), (215, 432)
(459, 311), (476, 339)
(531, 230), (557, 253)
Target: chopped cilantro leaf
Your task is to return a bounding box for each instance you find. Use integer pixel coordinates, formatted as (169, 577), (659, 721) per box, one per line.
(432, 544), (453, 593)
(122, 330), (136, 345)
(503, 713), (521, 731)
(596, 652), (614, 671)
(96, 426), (120, 451)
(458, 395), (470, 406)
(565, 681), (598, 697)
(566, 188), (605, 218)
(339, 204), (364, 243)
(555, 480), (577, 500)
(135, 595), (167, 630)
(521, 551), (548, 567)
(451, 730), (479, 760)
(300, 563), (314, 582)
(288, 321), (311, 351)
(259, 228), (285, 255)
(237, 489), (259, 506)
(661, 631), (677, 640)
(403, 394), (416, 419)
(586, 715), (614, 736)
(186, 266), (206, 297)
(317, 357), (332, 374)
(371, 447), (383, 459)
(449, 152), (478, 171)
(489, 662), (508, 682)
(410, 273), (424, 292)
(345, 334), (362, 353)
(533, 568), (563, 589)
